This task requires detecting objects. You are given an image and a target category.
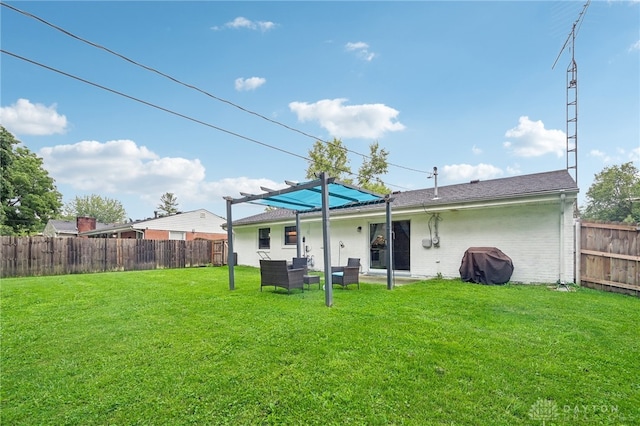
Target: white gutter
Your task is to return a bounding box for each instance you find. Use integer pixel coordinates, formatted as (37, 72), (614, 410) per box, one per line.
(231, 192), (578, 229)
(559, 192), (566, 284)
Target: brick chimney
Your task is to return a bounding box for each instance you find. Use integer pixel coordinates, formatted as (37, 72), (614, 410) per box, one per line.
(76, 216), (97, 235)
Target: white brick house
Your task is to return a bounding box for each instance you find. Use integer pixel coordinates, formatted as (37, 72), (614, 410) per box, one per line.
(229, 170), (579, 284)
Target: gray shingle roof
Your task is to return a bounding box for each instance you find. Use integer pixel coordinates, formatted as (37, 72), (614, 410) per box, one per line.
(48, 220), (77, 234)
(232, 169), (578, 226)
(49, 219), (113, 234)
(390, 168), (578, 208)
(78, 208), (224, 236)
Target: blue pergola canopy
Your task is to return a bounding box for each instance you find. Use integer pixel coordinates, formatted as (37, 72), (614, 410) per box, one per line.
(224, 173), (393, 307)
(251, 180), (385, 211)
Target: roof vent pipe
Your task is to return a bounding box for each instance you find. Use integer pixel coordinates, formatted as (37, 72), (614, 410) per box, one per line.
(432, 167), (439, 199)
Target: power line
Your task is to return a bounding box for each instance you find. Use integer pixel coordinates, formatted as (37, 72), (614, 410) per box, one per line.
(1, 2), (431, 176)
(1, 49), (308, 161)
(1, 49), (412, 191)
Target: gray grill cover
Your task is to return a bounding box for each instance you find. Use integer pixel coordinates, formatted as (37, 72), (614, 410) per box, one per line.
(459, 247), (513, 285)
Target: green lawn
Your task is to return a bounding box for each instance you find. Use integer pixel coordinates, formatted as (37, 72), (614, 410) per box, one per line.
(1, 267), (638, 425)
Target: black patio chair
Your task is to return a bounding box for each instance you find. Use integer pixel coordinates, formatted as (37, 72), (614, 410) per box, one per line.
(331, 257), (360, 289)
(260, 259), (305, 294)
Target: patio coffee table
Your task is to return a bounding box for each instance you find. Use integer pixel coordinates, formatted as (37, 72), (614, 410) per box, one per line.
(303, 274), (321, 289)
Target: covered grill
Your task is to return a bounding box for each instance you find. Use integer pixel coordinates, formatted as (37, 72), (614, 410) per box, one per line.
(459, 247), (514, 285)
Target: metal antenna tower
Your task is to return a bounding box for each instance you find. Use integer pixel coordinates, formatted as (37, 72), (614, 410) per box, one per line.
(552, 0), (590, 186)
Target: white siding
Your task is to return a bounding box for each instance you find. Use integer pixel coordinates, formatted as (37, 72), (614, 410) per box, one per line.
(406, 202), (568, 283)
(233, 221), (301, 266)
(140, 209), (226, 233)
(42, 222), (56, 237)
(232, 196), (577, 284)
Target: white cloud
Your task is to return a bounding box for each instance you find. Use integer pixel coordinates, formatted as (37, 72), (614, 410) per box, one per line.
(39, 139), (204, 194)
(472, 145), (482, 155)
(345, 41), (376, 61)
(608, 0), (640, 5)
(227, 16), (253, 29)
(506, 164), (522, 175)
(441, 163), (504, 182)
(200, 177), (286, 199)
(345, 42), (368, 50)
(38, 139), (288, 216)
(503, 116), (565, 157)
(289, 98), (405, 139)
(590, 147), (640, 164)
(589, 149), (613, 163)
(630, 40), (640, 52)
(212, 17), (276, 32)
(235, 77), (266, 91)
(0, 98), (68, 135)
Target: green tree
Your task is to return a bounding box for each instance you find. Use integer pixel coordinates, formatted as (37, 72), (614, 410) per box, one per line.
(63, 194), (127, 224)
(157, 192), (179, 216)
(357, 141), (390, 194)
(305, 138), (352, 183)
(582, 162), (640, 223)
(1, 126), (63, 235)
(305, 138), (390, 194)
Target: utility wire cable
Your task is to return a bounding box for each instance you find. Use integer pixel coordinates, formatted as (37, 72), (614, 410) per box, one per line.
(1, 1), (430, 176)
(1, 49), (411, 191)
(0, 49), (307, 161)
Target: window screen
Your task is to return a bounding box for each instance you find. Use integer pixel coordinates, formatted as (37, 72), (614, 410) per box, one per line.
(258, 228), (270, 249)
(284, 226), (297, 245)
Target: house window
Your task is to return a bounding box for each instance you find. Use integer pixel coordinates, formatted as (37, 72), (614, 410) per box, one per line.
(284, 226), (297, 245)
(258, 228), (270, 249)
(169, 231), (186, 240)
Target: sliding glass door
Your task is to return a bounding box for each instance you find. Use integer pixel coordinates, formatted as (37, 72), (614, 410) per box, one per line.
(369, 220), (410, 271)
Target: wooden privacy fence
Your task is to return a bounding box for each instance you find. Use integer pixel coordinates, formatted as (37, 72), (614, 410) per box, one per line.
(1, 236), (229, 278)
(580, 220), (639, 296)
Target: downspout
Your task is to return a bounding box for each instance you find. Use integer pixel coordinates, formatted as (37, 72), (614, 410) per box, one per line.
(559, 192), (566, 284)
(226, 197), (235, 290)
(575, 217), (581, 286)
(433, 166), (438, 199)
(386, 196), (393, 290)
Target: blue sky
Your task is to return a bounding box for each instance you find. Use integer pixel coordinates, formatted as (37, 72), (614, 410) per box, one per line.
(1, 1), (638, 221)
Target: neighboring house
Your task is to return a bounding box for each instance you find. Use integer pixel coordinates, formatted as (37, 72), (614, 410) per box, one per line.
(79, 208), (227, 241)
(230, 170), (579, 284)
(42, 217), (111, 237)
